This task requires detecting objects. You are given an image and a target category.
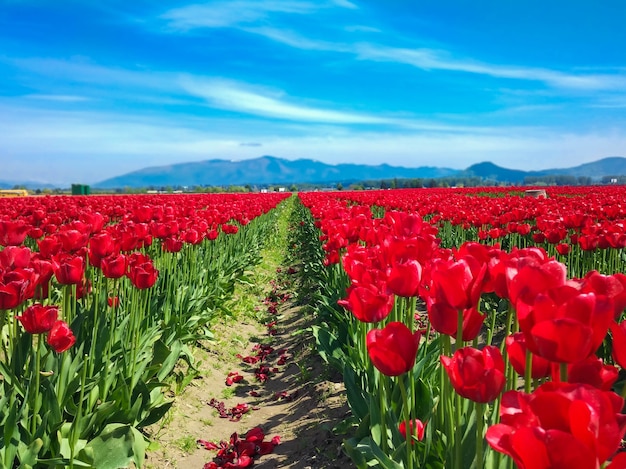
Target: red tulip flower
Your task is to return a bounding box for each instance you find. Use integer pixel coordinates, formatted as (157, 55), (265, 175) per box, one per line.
(551, 356), (618, 391)
(441, 345), (505, 403)
(429, 256), (488, 310)
(47, 320), (76, 353)
(486, 382), (626, 469)
(0, 219), (30, 246)
(519, 289), (613, 364)
(0, 246), (31, 269)
(582, 271), (626, 318)
(610, 319), (626, 369)
(100, 253), (127, 279)
(555, 243), (570, 255)
(386, 260), (422, 298)
(107, 296), (120, 308)
(399, 419), (426, 443)
(505, 332), (551, 379)
(366, 322), (421, 376)
(126, 253), (158, 289)
(338, 283), (394, 323)
(16, 303), (59, 334)
(52, 253), (85, 285)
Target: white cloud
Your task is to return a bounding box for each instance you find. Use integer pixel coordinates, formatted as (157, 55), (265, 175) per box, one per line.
(25, 94), (90, 102)
(241, 26), (347, 51)
(332, 0), (358, 9)
(12, 57), (173, 92)
(179, 76), (389, 124)
(354, 44), (626, 91)
(345, 25), (381, 33)
(161, 1), (319, 30)
(1, 101), (625, 185)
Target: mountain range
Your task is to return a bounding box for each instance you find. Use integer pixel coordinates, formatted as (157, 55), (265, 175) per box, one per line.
(94, 156), (458, 188)
(93, 155), (626, 188)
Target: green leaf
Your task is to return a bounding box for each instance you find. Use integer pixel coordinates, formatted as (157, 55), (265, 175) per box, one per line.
(344, 364), (369, 422)
(312, 325), (346, 371)
(17, 437), (43, 467)
(77, 424), (147, 469)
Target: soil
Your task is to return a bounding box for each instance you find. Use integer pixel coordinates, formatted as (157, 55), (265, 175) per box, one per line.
(142, 272), (354, 469)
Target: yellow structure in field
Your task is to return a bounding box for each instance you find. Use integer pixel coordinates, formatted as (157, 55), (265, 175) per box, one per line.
(0, 189), (29, 198)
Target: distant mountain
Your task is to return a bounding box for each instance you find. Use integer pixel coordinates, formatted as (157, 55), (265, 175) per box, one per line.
(94, 155), (626, 188)
(463, 157), (626, 183)
(463, 162), (533, 183)
(94, 156), (459, 188)
(542, 156), (626, 179)
(0, 180), (58, 190)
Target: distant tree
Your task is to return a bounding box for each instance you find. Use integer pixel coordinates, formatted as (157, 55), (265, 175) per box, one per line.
(336, 182), (343, 191)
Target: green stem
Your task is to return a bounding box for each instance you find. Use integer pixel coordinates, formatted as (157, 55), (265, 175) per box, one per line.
(456, 309), (464, 352)
(398, 373), (414, 469)
(560, 362), (568, 383)
(379, 373), (388, 454)
(70, 355), (89, 469)
(475, 402), (485, 469)
(524, 349), (533, 394)
(455, 393), (462, 469)
(31, 335), (42, 436)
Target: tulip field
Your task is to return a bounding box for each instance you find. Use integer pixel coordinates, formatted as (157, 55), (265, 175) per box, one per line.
(1, 186), (626, 468)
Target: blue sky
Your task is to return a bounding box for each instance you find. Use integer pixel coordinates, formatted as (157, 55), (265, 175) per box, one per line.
(1, 0), (625, 184)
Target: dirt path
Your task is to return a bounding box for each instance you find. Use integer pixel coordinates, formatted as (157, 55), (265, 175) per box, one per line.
(143, 208), (353, 469)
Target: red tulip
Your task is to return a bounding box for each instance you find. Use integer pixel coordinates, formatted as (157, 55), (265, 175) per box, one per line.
(100, 253), (127, 279)
(52, 253), (85, 285)
(551, 356), (618, 391)
(429, 256), (488, 310)
(520, 289), (613, 364)
(0, 246), (31, 269)
(555, 243), (571, 255)
(57, 228), (89, 252)
(486, 382), (626, 468)
(127, 262), (158, 289)
(505, 332), (551, 379)
(386, 260), (422, 298)
(163, 236), (183, 253)
(0, 219), (30, 246)
(107, 296), (120, 308)
(582, 271), (626, 318)
(338, 283), (394, 323)
(126, 253), (158, 289)
(47, 320), (76, 352)
(399, 419), (426, 443)
(16, 303), (58, 334)
(441, 345), (505, 403)
(37, 235), (62, 258)
(88, 232), (117, 266)
(610, 320), (626, 369)
(366, 322), (421, 376)
(0, 279), (23, 310)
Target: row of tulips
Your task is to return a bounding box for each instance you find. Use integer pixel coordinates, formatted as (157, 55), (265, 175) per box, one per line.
(0, 192), (290, 468)
(295, 189), (626, 469)
(326, 186), (626, 278)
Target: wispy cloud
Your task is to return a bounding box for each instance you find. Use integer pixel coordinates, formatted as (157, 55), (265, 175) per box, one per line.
(162, 1), (320, 30)
(241, 26), (345, 51)
(11, 57), (173, 92)
(25, 94), (90, 102)
(345, 25), (381, 33)
(179, 76), (388, 124)
(159, 1), (626, 94)
(353, 44), (626, 91)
